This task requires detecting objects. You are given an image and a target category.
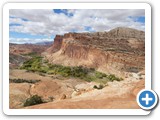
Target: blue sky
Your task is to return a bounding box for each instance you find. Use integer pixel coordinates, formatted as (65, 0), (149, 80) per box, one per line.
(129, 16), (145, 23)
(53, 9), (74, 17)
(136, 16), (145, 23)
(9, 9), (145, 44)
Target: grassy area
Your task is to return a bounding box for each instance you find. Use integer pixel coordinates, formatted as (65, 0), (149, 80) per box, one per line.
(20, 56), (43, 72)
(20, 56), (123, 83)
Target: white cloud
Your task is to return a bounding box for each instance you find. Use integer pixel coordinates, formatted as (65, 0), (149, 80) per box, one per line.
(9, 37), (53, 44)
(9, 9), (145, 37)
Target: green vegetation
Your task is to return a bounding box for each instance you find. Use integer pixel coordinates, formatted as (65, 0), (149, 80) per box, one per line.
(20, 56), (43, 72)
(107, 74), (123, 82)
(20, 56), (123, 83)
(95, 71), (106, 79)
(9, 78), (40, 84)
(23, 95), (44, 107)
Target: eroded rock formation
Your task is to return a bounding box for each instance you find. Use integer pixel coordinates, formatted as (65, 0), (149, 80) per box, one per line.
(43, 27), (145, 78)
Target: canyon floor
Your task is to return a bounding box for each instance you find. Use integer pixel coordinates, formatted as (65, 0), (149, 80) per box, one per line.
(9, 69), (144, 109)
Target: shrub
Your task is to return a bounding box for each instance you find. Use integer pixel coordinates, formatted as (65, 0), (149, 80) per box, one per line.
(71, 66), (88, 77)
(93, 85), (98, 89)
(9, 78), (40, 84)
(23, 95), (44, 107)
(84, 75), (96, 82)
(93, 84), (104, 90)
(107, 74), (123, 82)
(95, 71), (107, 79)
(89, 68), (95, 71)
(99, 84), (104, 89)
(47, 70), (56, 74)
(38, 66), (49, 73)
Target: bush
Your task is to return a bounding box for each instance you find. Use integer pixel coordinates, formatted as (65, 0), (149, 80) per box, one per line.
(9, 78), (40, 84)
(71, 66), (88, 77)
(99, 84), (104, 89)
(47, 70), (56, 74)
(107, 74), (123, 82)
(93, 84), (104, 90)
(95, 71), (107, 79)
(23, 95), (44, 107)
(84, 75), (96, 82)
(89, 68), (95, 71)
(93, 85), (98, 89)
(38, 66), (49, 73)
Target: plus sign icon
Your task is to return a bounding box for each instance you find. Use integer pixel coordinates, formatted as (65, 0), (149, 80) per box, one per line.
(137, 89), (158, 110)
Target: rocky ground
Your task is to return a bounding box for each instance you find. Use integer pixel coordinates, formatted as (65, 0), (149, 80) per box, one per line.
(9, 69), (144, 109)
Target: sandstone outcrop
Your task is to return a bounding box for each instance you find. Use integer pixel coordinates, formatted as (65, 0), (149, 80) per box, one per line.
(43, 27), (145, 78)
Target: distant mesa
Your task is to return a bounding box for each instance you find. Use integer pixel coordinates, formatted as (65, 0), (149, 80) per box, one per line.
(107, 27), (144, 39)
(34, 41), (53, 45)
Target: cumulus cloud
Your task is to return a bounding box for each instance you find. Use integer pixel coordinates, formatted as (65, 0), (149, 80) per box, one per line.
(9, 9), (145, 43)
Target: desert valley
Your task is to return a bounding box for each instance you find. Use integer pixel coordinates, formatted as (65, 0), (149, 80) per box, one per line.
(9, 27), (145, 109)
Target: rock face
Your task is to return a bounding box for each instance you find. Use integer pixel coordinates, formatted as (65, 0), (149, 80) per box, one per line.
(107, 27), (144, 39)
(43, 27), (145, 78)
(46, 35), (63, 53)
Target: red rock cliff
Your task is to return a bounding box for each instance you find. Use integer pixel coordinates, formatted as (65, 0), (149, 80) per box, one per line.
(43, 27), (145, 77)
(46, 35), (63, 53)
